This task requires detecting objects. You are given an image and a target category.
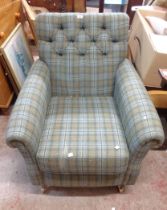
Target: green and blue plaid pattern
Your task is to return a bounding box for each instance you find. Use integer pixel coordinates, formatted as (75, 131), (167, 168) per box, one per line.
(6, 60), (51, 185)
(37, 96), (129, 175)
(6, 60), (51, 155)
(114, 59), (165, 184)
(42, 173), (125, 187)
(36, 13), (128, 96)
(6, 14), (164, 187)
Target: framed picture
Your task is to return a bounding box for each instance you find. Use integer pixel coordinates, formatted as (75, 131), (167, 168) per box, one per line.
(0, 23), (33, 90)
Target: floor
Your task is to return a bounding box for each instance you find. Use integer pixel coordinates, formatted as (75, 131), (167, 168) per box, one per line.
(1, 115), (167, 210)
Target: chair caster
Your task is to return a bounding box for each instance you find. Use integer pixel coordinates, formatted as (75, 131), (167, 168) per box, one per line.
(118, 185), (125, 193)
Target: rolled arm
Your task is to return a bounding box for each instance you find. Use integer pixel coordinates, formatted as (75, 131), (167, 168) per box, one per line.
(6, 60), (51, 156)
(114, 59), (165, 155)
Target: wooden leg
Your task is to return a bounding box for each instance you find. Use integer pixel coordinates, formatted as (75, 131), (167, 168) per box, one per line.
(118, 185), (125, 193)
(41, 186), (48, 194)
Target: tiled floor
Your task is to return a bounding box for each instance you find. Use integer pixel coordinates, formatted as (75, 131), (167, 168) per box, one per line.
(1, 115), (167, 210)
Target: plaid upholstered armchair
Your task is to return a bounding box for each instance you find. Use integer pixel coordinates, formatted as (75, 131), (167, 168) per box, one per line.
(6, 13), (164, 193)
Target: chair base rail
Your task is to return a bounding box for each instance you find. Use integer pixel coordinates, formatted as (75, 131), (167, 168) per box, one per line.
(41, 185), (126, 194)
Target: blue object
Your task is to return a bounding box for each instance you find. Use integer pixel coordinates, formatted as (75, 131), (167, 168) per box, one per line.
(105, 0), (128, 5)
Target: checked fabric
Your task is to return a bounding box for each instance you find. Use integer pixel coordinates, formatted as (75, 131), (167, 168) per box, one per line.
(37, 96), (129, 175)
(6, 13), (164, 188)
(36, 13), (128, 96)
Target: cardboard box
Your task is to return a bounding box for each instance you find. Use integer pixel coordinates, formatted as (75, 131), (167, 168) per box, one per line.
(128, 7), (167, 88)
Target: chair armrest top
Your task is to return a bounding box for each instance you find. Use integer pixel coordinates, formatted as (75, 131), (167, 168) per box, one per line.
(114, 59), (165, 153)
(6, 60), (51, 154)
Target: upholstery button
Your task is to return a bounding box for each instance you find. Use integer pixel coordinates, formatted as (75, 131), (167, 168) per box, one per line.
(79, 53), (85, 56)
(70, 39), (75, 43)
(102, 26), (106, 30)
(112, 40), (118, 43)
(59, 25), (64, 30)
(81, 26), (85, 30)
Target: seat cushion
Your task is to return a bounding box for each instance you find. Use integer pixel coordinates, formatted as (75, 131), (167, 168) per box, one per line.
(37, 96), (129, 175)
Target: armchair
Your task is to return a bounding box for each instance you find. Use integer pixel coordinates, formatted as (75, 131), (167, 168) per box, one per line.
(6, 13), (164, 192)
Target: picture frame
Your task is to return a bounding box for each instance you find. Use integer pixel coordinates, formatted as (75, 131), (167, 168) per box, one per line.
(0, 23), (33, 90)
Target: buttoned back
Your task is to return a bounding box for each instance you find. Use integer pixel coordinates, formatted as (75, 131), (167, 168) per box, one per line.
(36, 13), (129, 96)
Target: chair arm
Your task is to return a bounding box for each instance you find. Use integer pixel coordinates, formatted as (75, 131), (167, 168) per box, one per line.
(6, 60), (51, 156)
(114, 59), (165, 155)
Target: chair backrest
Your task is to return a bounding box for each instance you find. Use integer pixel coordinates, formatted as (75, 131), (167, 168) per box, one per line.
(35, 13), (129, 96)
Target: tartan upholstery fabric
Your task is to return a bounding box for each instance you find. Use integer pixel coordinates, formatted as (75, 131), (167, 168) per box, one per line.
(6, 13), (165, 188)
(114, 59), (165, 184)
(37, 97), (129, 175)
(35, 13), (128, 96)
(12, 142), (42, 185)
(6, 60), (51, 156)
(42, 173), (125, 187)
(114, 59), (164, 153)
